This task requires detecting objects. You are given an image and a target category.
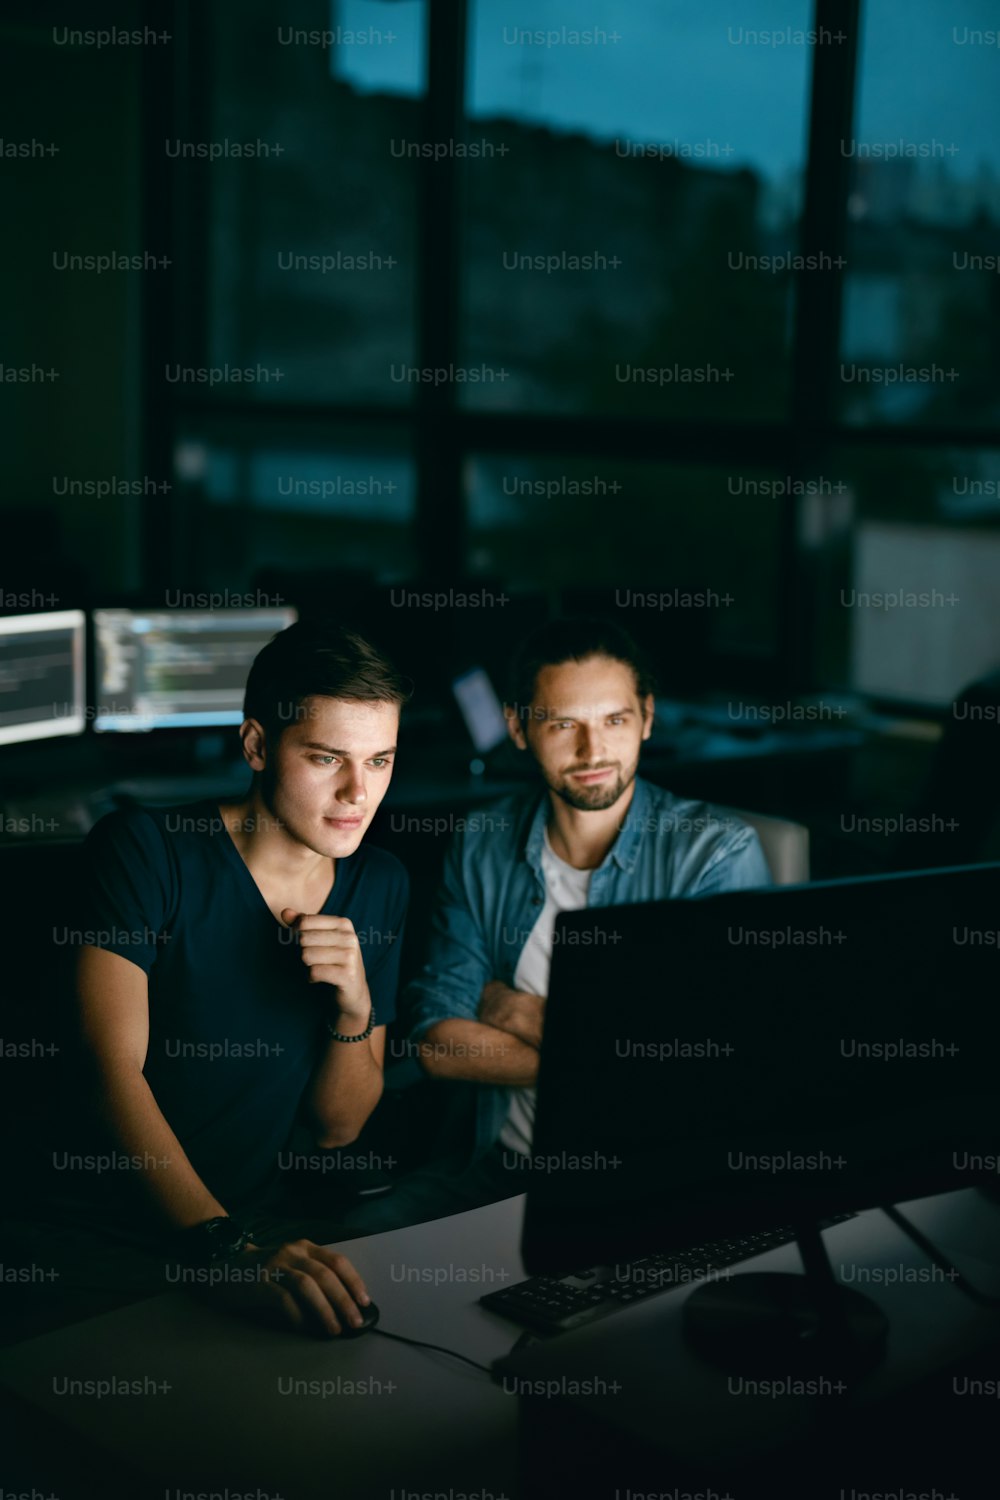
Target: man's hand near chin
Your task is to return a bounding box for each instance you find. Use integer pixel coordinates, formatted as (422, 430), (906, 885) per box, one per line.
(477, 979), (546, 1050)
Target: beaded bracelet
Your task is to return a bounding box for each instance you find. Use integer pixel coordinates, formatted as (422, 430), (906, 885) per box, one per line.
(325, 1006), (375, 1043)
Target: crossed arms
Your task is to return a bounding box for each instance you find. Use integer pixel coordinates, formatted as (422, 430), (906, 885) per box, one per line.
(418, 980), (545, 1085)
(405, 831), (547, 1086)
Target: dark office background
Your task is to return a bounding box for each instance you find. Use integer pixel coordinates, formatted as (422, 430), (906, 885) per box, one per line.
(2, 0), (1000, 865)
(6, 9), (1000, 1489)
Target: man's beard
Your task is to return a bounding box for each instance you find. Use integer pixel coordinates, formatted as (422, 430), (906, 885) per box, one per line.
(548, 759), (636, 812)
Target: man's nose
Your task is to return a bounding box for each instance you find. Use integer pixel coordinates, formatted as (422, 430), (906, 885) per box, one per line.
(576, 724), (605, 762)
(339, 769), (367, 804)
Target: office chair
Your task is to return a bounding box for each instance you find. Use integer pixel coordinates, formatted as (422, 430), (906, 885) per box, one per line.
(716, 804), (810, 886)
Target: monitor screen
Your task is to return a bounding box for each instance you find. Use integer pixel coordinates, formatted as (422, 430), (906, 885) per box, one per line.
(522, 863), (1000, 1274)
(452, 667), (508, 754)
(0, 610), (86, 747)
(93, 607), (297, 732)
(850, 522), (1000, 707)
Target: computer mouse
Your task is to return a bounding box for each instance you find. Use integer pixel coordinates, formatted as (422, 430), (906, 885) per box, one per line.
(338, 1299), (380, 1339)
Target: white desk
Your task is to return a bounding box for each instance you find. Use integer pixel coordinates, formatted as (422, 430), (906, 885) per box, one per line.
(0, 1196), (532, 1500)
(498, 1187), (1000, 1483)
(3, 1188), (1000, 1498)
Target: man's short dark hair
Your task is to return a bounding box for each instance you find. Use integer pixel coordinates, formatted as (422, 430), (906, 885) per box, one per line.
(244, 617), (411, 744)
(506, 617), (658, 718)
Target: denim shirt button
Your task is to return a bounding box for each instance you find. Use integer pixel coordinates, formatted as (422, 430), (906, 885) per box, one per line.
(531, 893), (544, 906)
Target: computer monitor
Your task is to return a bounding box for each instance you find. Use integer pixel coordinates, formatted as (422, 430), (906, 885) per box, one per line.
(522, 864), (1000, 1365)
(0, 610), (86, 746)
(92, 607), (297, 732)
(451, 666), (508, 755)
(525, 863), (1000, 1270)
(850, 521), (1000, 708)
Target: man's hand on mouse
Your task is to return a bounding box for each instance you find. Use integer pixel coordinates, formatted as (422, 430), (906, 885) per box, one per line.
(281, 912), (371, 1024)
(205, 1238), (372, 1338)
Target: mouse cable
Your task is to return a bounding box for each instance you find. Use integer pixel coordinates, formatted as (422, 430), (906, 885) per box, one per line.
(370, 1324), (494, 1374)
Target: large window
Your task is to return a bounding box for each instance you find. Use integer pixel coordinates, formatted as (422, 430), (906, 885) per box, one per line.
(839, 0), (1000, 428)
(174, 417), (417, 590)
(461, 0), (813, 418)
(144, 0), (996, 704)
(467, 454), (781, 655)
(198, 0), (427, 406)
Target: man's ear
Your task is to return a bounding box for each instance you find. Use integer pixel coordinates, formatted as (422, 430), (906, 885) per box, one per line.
(640, 694), (655, 742)
(505, 703), (528, 751)
(240, 717), (268, 771)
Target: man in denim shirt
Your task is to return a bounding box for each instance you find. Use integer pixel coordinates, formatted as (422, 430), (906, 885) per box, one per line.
(340, 618), (770, 1233)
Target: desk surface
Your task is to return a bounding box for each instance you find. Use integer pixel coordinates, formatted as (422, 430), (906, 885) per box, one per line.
(499, 1188), (1000, 1471)
(3, 1189), (1000, 1496)
(0, 1197), (530, 1500)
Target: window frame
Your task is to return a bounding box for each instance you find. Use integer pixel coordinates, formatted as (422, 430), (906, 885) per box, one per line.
(140, 0), (993, 695)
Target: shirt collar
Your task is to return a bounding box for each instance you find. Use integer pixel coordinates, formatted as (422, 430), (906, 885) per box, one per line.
(524, 774), (650, 877)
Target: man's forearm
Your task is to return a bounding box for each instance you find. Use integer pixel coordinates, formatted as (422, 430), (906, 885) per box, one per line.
(91, 1067), (228, 1231)
(307, 1030), (384, 1148)
(419, 1018), (540, 1084)
(478, 982), (545, 1049)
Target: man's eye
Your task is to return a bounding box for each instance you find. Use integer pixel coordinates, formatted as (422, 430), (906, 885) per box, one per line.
(312, 755), (338, 766)
(553, 721), (573, 731)
(608, 716), (625, 725)
(369, 757), (391, 769)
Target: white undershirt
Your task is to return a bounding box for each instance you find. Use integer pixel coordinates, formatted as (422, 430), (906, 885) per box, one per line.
(498, 827), (593, 1156)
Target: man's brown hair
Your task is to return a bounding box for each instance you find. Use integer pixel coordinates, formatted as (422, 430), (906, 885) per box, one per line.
(243, 617), (411, 744)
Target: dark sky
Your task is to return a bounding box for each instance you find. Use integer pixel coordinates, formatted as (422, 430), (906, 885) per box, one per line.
(334, 0), (1000, 186)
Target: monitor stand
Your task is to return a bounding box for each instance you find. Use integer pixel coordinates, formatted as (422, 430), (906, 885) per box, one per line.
(682, 1220), (888, 1377)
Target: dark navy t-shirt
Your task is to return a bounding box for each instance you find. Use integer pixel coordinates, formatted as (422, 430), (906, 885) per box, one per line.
(79, 799), (408, 1216)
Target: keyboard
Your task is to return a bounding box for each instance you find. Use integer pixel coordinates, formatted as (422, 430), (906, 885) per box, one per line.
(480, 1215), (857, 1336)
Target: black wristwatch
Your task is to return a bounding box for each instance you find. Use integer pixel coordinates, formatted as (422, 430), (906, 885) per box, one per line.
(175, 1215), (253, 1268)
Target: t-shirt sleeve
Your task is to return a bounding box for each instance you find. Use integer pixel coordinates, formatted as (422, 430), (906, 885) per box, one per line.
(360, 855), (409, 1029)
(79, 808), (175, 975)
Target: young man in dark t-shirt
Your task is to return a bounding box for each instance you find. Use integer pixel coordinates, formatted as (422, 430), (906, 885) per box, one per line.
(73, 620), (409, 1337)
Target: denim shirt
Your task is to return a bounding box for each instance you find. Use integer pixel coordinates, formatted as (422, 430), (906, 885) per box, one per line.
(402, 775), (773, 1161)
